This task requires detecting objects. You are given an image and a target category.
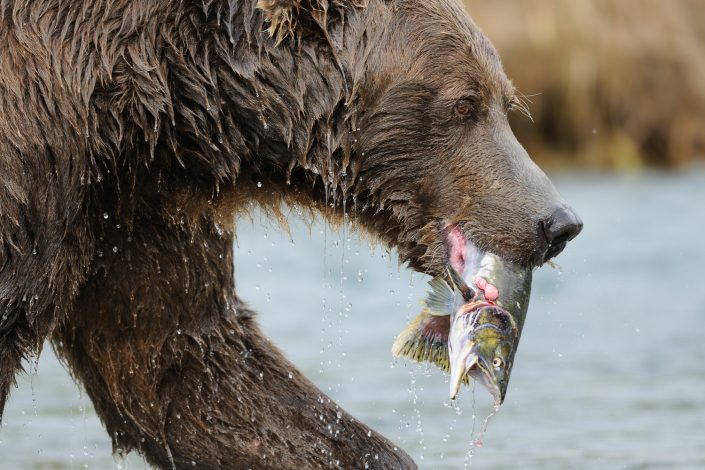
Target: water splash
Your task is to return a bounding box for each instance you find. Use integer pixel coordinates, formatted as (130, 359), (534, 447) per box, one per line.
(28, 355), (39, 418)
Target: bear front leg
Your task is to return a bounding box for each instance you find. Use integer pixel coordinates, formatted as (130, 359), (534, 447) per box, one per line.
(52, 218), (416, 469)
(0, 146), (92, 420)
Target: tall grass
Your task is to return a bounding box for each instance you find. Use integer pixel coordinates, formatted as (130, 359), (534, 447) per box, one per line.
(465, 0), (705, 168)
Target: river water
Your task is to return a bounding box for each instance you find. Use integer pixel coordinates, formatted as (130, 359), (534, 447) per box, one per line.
(1, 170), (704, 469)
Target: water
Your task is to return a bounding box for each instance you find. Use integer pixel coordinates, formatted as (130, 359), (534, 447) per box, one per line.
(2, 170), (705, 469)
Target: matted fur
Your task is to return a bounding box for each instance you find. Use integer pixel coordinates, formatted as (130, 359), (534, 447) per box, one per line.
(257, 0), (368, 44)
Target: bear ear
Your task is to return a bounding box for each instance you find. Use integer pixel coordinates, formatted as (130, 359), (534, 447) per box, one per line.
(257, 0), (367, 45)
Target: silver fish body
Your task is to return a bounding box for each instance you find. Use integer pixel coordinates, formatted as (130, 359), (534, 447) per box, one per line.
(392, 242), (532, 405)
(447, 250), (532, 404)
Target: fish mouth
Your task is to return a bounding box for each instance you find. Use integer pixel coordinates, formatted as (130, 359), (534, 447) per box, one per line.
(449, 347), (503, 405)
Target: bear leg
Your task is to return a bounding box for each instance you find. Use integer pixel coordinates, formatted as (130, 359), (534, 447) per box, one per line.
(51, 218), (416, 469)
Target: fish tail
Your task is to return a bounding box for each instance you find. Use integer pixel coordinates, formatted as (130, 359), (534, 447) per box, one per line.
(392, 310), (451, 373)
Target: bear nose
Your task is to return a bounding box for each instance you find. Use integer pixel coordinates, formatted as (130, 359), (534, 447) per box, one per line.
(541, 205), (583, 261)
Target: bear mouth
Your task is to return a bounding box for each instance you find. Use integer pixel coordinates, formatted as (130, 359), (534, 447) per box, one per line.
(442, 222), (469, 276)
(441, 222), (480, 276)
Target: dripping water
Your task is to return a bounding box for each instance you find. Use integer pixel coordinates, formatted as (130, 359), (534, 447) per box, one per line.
(461, 380), (500, 469)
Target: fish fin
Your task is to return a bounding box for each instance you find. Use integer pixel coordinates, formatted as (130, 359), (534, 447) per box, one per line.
(392, 309), (451, 372)
(424, 276), (455, 315)
(447, 266), (475, 301)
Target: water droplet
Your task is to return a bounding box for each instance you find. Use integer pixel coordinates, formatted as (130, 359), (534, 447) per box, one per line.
(103, 212), (109, 219)
(256, 181), (263, 188)
(112, 246), (118, 253)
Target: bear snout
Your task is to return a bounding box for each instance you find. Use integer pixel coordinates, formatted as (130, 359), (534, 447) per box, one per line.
(540, 204), (584, 262)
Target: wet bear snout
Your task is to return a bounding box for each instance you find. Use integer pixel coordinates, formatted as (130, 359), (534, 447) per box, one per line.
(541, 205), (583, 261)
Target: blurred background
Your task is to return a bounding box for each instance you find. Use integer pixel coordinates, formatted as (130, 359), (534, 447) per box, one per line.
(1, 0), (704, 468)
(469, 0), (705, 170)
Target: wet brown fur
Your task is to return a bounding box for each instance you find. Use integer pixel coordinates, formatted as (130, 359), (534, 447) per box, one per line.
(0, 0), (566, 467)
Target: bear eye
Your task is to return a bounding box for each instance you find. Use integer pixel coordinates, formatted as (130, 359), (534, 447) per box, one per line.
(454, 98), (474, 117)
(492, 357), (503, 369)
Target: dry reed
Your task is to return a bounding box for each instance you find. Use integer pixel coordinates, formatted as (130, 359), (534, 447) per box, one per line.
(464, 0), (705, 168)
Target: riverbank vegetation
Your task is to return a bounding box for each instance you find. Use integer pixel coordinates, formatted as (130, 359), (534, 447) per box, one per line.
(466, 0), (705, 169)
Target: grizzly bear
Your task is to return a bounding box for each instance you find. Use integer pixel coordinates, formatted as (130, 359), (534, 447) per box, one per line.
(0, 0), (581, 468)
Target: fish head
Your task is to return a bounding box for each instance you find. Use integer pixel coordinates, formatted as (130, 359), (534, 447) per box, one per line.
(448, 302), (517, 405)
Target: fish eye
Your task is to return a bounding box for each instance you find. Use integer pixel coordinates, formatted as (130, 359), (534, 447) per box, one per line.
(492, 357), (503, 369)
